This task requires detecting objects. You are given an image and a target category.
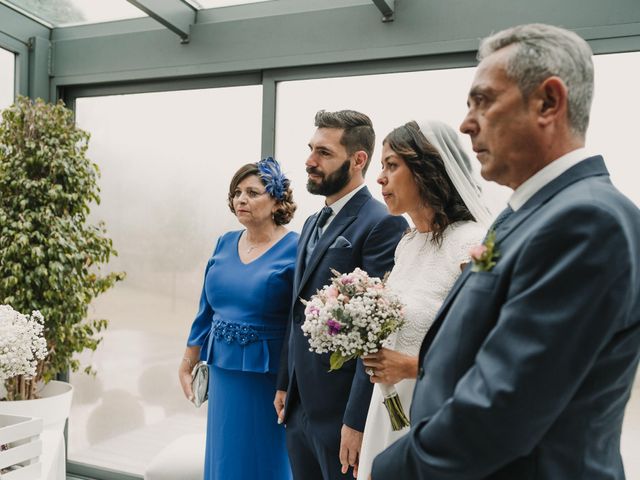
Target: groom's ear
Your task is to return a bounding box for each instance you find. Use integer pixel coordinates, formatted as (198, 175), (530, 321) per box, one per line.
(352, 150), (368, 173)
(534, 76), (568, 127)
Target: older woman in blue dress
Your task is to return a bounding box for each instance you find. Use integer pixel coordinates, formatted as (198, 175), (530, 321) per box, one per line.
(179, 157), (298, 480)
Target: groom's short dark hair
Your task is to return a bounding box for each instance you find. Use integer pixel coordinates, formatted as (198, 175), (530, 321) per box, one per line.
(314, 109), (375, 175)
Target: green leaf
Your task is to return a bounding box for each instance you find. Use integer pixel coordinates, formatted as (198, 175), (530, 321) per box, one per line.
(329, 352), (347, 371)
(0, 96), (125, 389)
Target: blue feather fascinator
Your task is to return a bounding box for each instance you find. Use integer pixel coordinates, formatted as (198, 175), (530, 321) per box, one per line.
(257, 157), (289, 201)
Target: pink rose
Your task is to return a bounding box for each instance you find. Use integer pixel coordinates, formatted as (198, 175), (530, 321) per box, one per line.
(326, 286), (338, 299)
(469, 244), (488, 261)
(305, 305), (320, 316)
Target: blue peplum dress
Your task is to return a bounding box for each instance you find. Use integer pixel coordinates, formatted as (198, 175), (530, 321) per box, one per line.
(187, 230), (298, 480)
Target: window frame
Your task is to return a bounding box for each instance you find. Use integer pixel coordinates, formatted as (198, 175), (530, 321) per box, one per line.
(61, 42), (640, 480)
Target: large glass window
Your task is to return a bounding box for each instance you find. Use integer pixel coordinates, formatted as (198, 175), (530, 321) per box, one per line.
(588, 51), (640, 207)
(69, 85), (262, 475)
(65, 51), (639, 477)
(4, 0), (145, 26)
(589, 51), (640, 478)
(275, 67), (512, 234)
(275, 52), (640, 478)
(197, 0), (273, 7)
(276, 53), (640, 230)
(0, 47), (14, 110)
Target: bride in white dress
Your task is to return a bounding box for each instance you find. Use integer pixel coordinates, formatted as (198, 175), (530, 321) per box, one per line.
(356, 120), (492, 479)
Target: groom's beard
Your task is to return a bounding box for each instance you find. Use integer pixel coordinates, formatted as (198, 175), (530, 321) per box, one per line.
(307, 159), (351, 196)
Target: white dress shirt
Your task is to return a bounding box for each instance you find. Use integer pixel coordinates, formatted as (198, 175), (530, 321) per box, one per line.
(509, 148), (592, 211)
(319, 183), (366, 234)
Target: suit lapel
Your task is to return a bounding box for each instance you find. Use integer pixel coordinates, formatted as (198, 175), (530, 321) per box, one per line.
(294, 216), (315, 291)
(417, 204), (538, 359)
(295, 187), (371, 297)
(419, 156), (609, 360)
(300, 214), (357, 289)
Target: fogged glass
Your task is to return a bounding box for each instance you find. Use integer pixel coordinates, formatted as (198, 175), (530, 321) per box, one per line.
(587, 55), (640, 477)
(275, 67), (513, 235)
(197, 0), (273, 9)
(5, 0), (145, 26)
(0, 48), (14, 110)
(275, 52), (640, 478)
(588, 52), (640, 208)
(69, 86), (262, 475)
(276, 53), (640, 235)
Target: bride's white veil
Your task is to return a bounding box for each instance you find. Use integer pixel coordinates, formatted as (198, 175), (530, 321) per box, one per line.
(417, 120), (493, 229)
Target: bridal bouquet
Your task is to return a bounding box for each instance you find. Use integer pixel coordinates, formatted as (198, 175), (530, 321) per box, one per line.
(301, 268), (409, 430)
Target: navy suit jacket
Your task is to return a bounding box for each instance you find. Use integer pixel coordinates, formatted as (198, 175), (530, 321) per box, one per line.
(277, 186), (408, 447)
(372, 156), (640, 479)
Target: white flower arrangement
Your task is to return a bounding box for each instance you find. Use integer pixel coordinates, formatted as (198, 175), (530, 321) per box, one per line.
(0, 305), (48, 387)
(301, 268), (409, 430)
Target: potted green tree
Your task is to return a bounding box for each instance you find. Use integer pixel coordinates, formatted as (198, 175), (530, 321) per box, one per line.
(0, 96), (124, 407)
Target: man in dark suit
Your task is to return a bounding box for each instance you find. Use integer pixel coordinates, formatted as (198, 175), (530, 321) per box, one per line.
(371, 23), (640, 479)
(274, 110), (408, 479)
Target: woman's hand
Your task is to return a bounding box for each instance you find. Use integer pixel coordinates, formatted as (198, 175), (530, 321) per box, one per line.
(273, 390), (287, 424)
(362, 348), (418, 384)
(179, 346), (201, 402)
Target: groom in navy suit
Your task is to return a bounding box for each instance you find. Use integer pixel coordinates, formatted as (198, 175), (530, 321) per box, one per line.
(274, 110), (407, 479)
(372, 24), (640, 479)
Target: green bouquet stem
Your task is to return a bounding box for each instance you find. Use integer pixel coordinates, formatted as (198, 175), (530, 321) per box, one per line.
(327, 351), (409, 429)
(380, 383), (410, 431)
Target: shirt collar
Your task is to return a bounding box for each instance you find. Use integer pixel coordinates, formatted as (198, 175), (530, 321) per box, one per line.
(317, 183), (366, 234)
(326, 183), (366, 216)
(509, 148), (591, 211)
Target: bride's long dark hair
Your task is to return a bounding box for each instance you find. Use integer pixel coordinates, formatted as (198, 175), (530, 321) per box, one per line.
(384, 121), (474, 245)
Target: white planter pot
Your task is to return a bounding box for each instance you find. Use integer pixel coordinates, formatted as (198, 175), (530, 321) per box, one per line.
(0, 381), (73, 432)
(0, 381), (74, 480)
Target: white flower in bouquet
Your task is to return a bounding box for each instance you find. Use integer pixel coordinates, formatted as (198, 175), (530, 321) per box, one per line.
(301, 268), (404, 368)
(301, 268), (409, 430)
(0, 305), (48, 385)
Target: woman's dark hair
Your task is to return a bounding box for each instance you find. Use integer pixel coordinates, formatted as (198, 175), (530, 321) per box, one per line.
(227, 163), (296, 226)
(384, 121), (474, 245)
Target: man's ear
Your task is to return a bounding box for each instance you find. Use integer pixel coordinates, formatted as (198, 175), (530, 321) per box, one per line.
(535, 76), (568, 126)
(352, 150), (368, 172)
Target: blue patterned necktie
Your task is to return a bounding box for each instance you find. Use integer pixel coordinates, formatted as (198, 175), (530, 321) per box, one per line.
(483, 205), (513, 241)
(491, 205), (514, 232)
(305, 206), (333, 265)
(316, 206), (333, 230)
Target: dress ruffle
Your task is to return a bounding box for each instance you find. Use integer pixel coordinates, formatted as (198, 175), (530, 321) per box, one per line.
(204, 314), (286, 374)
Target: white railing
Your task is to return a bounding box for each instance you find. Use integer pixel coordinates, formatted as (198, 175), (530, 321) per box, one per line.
(0, 414), (43, 480)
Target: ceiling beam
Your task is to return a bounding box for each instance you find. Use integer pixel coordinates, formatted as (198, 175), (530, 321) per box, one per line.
(126, 0), (195, 43)
(372, 0), (394, 22)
